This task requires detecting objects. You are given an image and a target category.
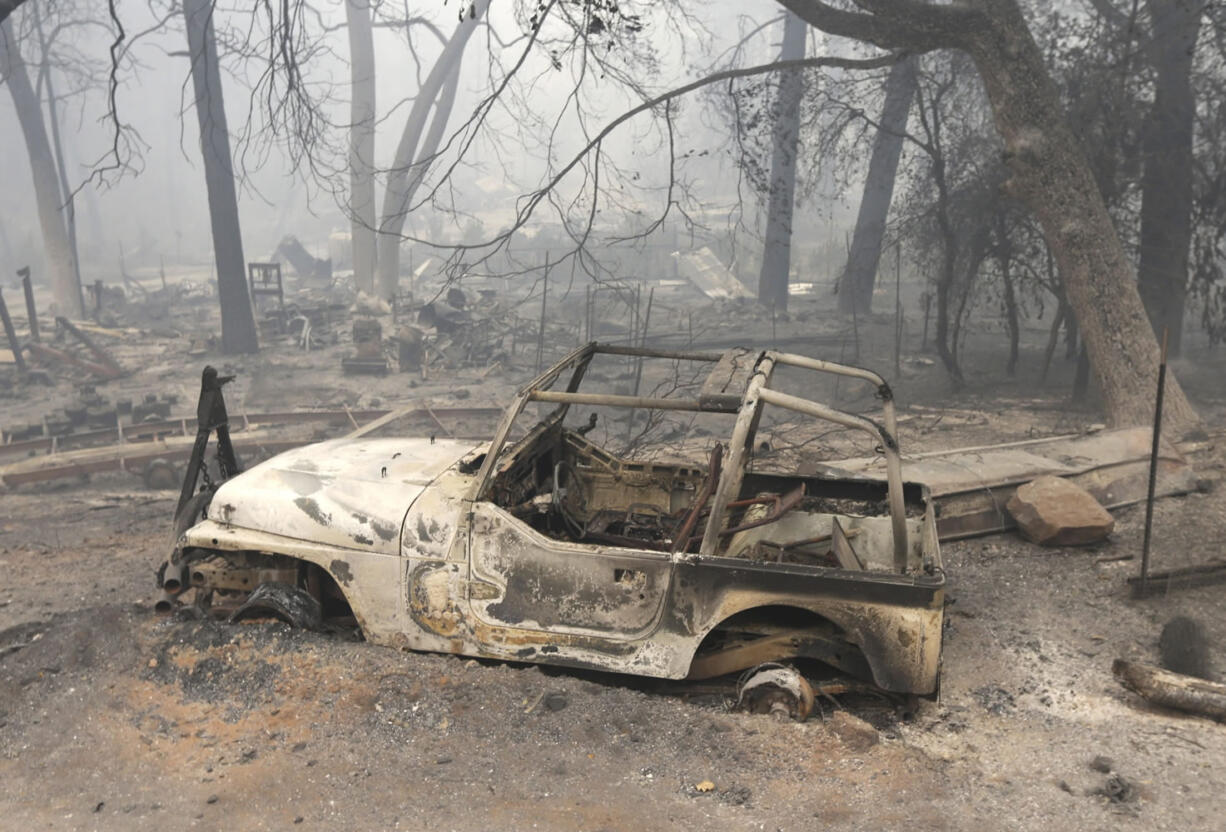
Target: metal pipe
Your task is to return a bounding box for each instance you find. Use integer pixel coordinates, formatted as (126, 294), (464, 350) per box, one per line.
(699, 356), (777, 557)
(770, 351), (898, 441)
(154, 591), (177, 614)
(528, 390), (704, 412)
(594, 343), (723, 362)
(757, 386), (909, 572)
(162, 561), (187, 594)
(1140, 328), (1169, 596)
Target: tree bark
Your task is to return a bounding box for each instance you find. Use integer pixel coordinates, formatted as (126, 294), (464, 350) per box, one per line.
(183, 0), (258, 354)
(1136, 0), (1203, 357)
(0, 17), (81, 317)
(838, 55), (917, 315)
(757, 10), (807, 313)
(32, 0), (82, 309)
(345, 0), (377, 295)
(961, 0), (1199, 432)
(376, 0), (485, 301)
(997, 220), (1020, 376)
(781, 0), (1200, 433)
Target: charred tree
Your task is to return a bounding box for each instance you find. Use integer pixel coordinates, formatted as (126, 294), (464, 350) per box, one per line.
(838, 54), (917, 316)
(1136, 0), (1203, 357)
(998, 229), (1020, 377)
(0, 17), (81, 317)
(183, 0), (258, 354)
(346, 0), (377, 295)
(758, 10), (807, 313)
(376, 0), (485, 302)
(32, 0), (82, 308)
(781, 0), (1200, 434)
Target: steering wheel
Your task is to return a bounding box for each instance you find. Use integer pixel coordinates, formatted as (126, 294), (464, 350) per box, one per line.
(552, 460), (589, 537)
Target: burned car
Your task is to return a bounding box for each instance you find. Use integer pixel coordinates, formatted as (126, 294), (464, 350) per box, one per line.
(159, 345), (945, 694)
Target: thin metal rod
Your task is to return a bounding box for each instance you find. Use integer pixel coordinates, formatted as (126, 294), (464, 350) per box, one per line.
(535, 254), (549, 374)
(1140, 327), (1169, 596)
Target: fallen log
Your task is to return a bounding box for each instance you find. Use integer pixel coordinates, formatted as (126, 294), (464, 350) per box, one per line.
(1112, 659), (1226, 722)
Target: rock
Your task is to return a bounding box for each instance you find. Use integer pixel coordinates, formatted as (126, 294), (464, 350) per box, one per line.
(828, 711), (879, 751)
(1006, 476), (1114, 545)
(543, 692), (568, 712)
(1089, 755), (1113, 773)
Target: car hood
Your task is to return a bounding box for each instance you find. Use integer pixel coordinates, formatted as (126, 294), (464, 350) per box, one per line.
(204, 437), (482, 555)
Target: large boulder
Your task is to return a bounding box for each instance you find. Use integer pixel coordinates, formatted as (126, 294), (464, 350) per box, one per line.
(1006, 475), (1114, 545)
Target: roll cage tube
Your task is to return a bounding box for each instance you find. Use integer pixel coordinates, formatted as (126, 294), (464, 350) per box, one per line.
(467, 344), (909, 572)
(768, 352), (907, 572)
(697, 351), (908, 572)
(468, 343), (726, 502)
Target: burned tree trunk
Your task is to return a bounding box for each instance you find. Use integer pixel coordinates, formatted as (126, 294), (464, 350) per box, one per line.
(962, 1), (1198, 432)
(376, 0), (485, 302)
(346, 0), (377, 295)
(757, 10), (807, 313)
(0, 18), (81, 318)
(996, 215), (1020, 376)
(838, 55), (917, 316)
(1136, 0), (1203, 358)
(32, 0), (82, 309)
(780, 0), (1201, 434)
(182, 0), (258, 354)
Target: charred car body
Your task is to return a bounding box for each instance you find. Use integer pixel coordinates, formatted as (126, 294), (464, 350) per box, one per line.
(159, 345), (945, 694)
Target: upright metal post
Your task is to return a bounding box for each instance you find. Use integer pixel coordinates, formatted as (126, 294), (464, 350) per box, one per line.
(626, 286), (654, 439)
(535, 254), (549, 373)
(0, 288), (27, 374)
(1139, 328), (1169, 596)
(894, 242), (902, 378)
(19, 268), (39, 342)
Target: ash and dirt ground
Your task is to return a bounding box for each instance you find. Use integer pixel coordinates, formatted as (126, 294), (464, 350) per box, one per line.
(3, 293), (1226, 830)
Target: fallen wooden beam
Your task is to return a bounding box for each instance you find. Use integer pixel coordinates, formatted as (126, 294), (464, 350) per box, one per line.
(26, 341), (123, 379)
(0, 407), (503, 489)
(0, 407), (502, 461)
(1113, 659), (1226, 722)
(56, 316), (124, 376)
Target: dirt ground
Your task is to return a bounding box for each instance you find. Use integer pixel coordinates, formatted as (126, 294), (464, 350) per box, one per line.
(3, 299), (1226, 831)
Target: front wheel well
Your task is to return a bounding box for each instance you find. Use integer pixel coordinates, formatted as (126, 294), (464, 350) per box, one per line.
(186, 550), (355, 625)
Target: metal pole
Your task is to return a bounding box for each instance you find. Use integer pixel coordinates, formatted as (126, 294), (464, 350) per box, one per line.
(1139, 328), (1169, 596)
(849, 291), (860, 362)
(535, 254), (549, 373)
(0, 288), (27, 374)
(19, 268), (39, 342)
(626, 287), (654, 439)
(894, 242), (902, 378)
(584, 284), (591, 343)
